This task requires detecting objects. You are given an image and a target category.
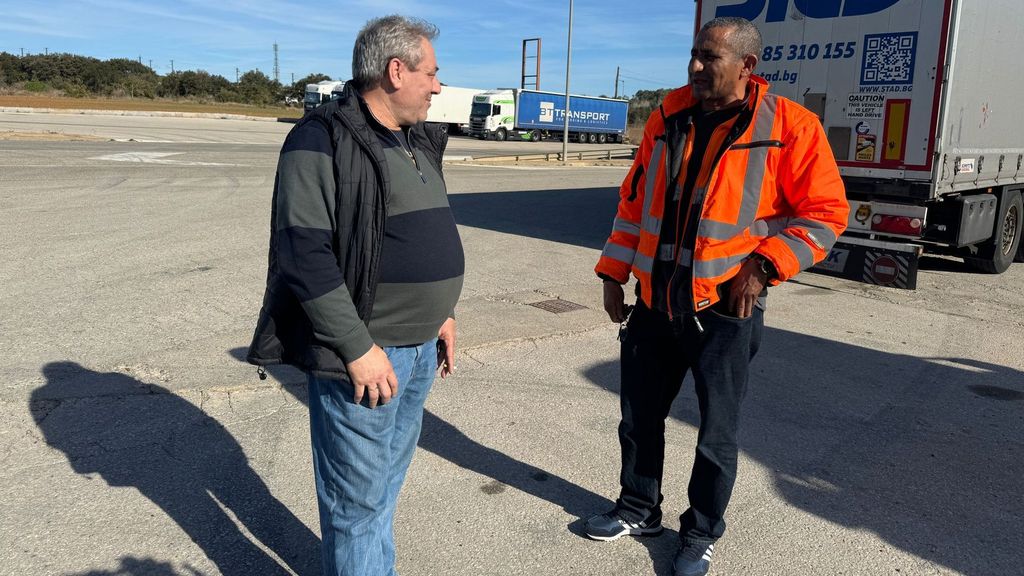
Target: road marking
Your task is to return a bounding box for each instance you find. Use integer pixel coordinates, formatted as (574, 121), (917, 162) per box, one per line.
(88, 151), (240, 166)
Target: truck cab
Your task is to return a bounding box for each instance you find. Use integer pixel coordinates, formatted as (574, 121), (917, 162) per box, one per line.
(469, 90), (516, 141)
(303, 80), (346, 115)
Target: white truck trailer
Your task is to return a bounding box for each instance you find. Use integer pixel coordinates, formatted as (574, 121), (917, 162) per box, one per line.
(698, 0), (1024, 287)
(304, 81), (481, 134)
(424, 85), (483, 134)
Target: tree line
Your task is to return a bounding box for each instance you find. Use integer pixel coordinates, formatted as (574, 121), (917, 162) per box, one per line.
(0, 52), (331, 106)
(1, 52), (676, 117)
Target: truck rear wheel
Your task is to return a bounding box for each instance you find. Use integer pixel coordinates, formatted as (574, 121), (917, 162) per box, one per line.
(597, 133), (607, 144)
(965, 189), (1022, 273)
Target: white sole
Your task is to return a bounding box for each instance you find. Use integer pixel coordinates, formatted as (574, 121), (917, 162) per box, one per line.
(585, 527), (663, 541)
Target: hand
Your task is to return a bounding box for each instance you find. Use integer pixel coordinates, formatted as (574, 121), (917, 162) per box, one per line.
(437, 317), (456, 378)
(728, 258), (769, 319)
(603, 280), (627, 322)
(345, 345), (398, 408)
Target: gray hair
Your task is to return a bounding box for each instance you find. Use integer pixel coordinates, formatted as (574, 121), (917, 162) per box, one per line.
(351, 15), (439, 90)
(701, 16), (762, 61)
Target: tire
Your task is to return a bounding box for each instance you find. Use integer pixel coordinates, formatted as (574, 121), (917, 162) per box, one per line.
(597, 133), (607, 144)
(965, 189), (1022, 273)
(494, 128), (507, 142)
(529, 130), (541, 142)
(587, 132), (598, 144)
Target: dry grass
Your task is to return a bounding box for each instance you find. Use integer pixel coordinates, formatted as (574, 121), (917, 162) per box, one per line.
(0, 94), (303, 119)
(0, 130), (104, 141)
(626, 125), (644, 144)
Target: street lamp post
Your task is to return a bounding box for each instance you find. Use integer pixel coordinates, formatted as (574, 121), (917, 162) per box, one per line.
(561, 0), (573, 165)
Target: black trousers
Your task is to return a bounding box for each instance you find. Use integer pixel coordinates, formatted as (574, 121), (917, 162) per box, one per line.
(615, 300), (763, 544)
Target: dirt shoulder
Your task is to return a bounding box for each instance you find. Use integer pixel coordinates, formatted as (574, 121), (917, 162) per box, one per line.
(0, 95), (302, 119)
(0, 130), (105, 142)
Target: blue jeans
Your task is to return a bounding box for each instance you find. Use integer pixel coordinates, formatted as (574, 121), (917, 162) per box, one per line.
(615, 301), (762, 545)
(307, 339), (438, 576)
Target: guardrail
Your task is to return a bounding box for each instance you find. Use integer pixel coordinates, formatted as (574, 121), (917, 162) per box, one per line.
(465, 147), (636, 163)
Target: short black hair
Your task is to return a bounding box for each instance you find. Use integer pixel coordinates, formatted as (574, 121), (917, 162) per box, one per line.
(700, 16), (763, 61)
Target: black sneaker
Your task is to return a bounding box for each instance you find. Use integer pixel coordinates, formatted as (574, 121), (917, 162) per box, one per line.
(583, 509), (663, 541)
(672, 541), (714, 576)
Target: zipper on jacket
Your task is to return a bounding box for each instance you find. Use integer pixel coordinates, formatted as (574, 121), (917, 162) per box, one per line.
(673, 117), (732, 330)
(333, 108), (390, 322)
(665, 117), (694, 321)
(682, 88), (760, 318)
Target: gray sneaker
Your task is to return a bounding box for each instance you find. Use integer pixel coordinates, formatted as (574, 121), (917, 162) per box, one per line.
(583, 510), (663, 541)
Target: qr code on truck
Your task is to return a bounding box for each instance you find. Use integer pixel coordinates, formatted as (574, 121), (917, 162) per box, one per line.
(860, 32), (918, 85)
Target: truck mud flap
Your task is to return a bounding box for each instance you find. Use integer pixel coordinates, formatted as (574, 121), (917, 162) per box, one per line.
(810, 236), (922, 289)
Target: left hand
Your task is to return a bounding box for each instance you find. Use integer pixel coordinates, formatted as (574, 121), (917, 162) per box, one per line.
(728, 258), (769, 318)
(436, 317), (456, 378)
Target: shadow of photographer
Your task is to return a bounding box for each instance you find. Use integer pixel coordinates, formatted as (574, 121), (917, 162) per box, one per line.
(33, 361), (320, 576)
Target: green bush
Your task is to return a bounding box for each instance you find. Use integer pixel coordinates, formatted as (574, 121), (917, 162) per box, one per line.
(63, 83), (89, 98)
(24, 81), (47, 92)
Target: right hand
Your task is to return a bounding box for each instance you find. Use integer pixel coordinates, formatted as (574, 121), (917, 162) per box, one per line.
(345, 345), (398, 408)
(603, 280), (627, 323)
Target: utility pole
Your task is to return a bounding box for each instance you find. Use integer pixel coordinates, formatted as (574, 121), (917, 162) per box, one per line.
(273, 43), (280, 84)
(138, 55), (142, 64)
(236, 67), (240, 82)
(562, 0), (573, 166)
(44, 47), (48, 55)
(291, 72), (294, 85)
(170, 60), (174, 74)
(149, 59), (152, 70)
(19, 48), (24, 57)
(614, 66), (620, 98)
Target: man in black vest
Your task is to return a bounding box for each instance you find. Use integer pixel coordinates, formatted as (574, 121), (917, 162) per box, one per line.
(248, 15), (464, 576)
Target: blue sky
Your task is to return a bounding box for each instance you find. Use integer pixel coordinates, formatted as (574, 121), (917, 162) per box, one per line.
(1, 0), (697, 97)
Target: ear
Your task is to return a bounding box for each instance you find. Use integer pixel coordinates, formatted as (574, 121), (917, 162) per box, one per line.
(740, 53), (758, 78)
(386, 57), (404, 89)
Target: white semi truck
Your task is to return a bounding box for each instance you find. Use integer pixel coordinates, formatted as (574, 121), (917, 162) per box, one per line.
(303, 80), (345, 114)
(468, 89), (629, 143)
(698, 0), (1024, 287)
(303, 81), (481, 134)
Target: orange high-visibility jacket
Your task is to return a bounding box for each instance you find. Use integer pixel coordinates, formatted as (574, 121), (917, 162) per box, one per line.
(596, 76), (849, 312)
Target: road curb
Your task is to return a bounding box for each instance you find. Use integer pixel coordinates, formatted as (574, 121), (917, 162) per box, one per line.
(0, 106), (298, 122)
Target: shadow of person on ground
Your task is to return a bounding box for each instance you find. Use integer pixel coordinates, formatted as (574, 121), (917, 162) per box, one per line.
(583, 327), (1024, 576)
(33, 361), (320, 576)
(65, 556), (202, 576)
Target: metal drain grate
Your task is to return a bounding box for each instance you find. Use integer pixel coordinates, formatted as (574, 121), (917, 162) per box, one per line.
(529, 299), (587, 314)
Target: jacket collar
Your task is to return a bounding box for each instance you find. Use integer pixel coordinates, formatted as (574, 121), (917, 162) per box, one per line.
(329, 81), (447, 166)
(663, 75), (770, 120)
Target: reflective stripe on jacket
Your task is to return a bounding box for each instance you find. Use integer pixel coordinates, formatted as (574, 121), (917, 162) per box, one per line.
(596, 76), (849, 312)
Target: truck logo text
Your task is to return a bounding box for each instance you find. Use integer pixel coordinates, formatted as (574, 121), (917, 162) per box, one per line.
(715, 0), (902, 23)
(539, 102), (555, 123)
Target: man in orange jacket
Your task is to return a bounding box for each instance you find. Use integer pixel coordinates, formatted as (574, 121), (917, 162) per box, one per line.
(585, 16), (849, 576)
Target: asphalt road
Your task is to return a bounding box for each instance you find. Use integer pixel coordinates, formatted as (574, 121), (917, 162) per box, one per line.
(0, 110), (633, 158)
(1, 112), (1021, 576)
